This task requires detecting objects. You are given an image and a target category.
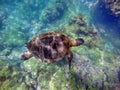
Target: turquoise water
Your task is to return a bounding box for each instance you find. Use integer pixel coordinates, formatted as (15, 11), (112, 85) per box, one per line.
(0, 0), (120, 90)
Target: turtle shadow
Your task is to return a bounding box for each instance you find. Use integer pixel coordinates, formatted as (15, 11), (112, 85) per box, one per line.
(54, 57), (68, 68)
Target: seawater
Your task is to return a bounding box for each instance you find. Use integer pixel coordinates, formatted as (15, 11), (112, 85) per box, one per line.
(0, 0), (120, 90)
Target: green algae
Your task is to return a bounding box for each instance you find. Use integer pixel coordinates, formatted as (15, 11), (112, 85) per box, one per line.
(0, 28), (26, 47)
(23, 57), (63, 90)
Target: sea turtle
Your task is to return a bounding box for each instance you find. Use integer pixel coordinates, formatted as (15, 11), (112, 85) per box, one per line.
(21, 32), (84, 69)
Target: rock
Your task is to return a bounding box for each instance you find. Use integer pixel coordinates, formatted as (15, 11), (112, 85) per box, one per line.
(0, 10), (7, 30)
(69, 14), (87, 27)
(42, 0), (67, 24)
(0, 29), (26, 47)
(103, 0), (120, 16)
(71, 52), (120, 90)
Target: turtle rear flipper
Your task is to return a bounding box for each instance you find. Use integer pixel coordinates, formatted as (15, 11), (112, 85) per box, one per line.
(66, 51), (73, 70)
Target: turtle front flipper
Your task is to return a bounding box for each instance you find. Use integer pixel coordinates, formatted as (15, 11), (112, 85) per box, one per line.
(21, 51), (33, 60)
(66, 51), (73, 70)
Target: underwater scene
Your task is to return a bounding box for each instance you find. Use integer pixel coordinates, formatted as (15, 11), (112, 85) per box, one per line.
(0, 0), (120, 90)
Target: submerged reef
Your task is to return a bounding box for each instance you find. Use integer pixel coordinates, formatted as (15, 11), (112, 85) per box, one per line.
(103, 0), (120, 16)
(41, 0), (67, 23)
(1, 14), (120, 90)
(0, 0), (120, 90)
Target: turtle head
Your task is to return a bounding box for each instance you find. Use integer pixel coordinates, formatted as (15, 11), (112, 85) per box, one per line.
(21, 51), (33, 60)
(75, 38), (84, 46)
(70, 38), (84, 47)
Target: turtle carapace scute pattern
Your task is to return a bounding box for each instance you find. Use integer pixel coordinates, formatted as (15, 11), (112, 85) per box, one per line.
(21, 32), (84, 69)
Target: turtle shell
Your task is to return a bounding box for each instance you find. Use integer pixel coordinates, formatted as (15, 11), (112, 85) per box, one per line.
(26, 32), (70, 63)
